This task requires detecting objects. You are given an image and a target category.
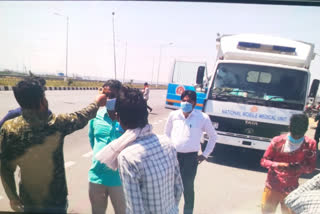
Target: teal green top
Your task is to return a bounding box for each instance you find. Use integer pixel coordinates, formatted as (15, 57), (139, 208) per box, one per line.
(88, 108), (123, 186)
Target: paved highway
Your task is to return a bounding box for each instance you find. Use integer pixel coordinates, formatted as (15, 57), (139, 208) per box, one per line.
(0, 90), (318, 214)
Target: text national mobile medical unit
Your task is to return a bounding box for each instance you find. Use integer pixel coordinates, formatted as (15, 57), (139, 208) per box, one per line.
(166, 34), (317, 151)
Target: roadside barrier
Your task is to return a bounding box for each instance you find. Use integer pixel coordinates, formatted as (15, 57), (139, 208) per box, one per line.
(0, 86), (98, 91)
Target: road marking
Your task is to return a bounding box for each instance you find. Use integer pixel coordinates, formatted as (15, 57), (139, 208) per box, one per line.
(65, 161), (76, 168)
(82, 151), (93, 158)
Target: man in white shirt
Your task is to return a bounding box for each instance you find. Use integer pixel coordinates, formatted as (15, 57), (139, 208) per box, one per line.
(165, 90), (217, 214)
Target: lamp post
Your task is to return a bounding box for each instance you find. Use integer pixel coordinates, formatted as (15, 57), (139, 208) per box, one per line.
(112, 12), (117, 80)
(156, 42), (173, 88)
(150, 57), (155, 85)
(122, 41), (127, 83)
(54, 12), (69, 81)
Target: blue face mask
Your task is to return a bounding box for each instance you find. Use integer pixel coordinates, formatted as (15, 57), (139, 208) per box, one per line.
(181, 101), (193, 113)
(288, 135), (304, 144)
(106, 98), (117, 111)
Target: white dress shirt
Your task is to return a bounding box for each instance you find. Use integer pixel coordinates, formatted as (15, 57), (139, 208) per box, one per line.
(164, 109), (217, 158)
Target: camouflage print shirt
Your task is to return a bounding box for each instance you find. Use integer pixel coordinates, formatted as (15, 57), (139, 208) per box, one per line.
(0, 102), (99, 208)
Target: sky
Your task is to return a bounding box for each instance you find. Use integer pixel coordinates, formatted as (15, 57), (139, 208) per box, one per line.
(0, 1), (320, 84)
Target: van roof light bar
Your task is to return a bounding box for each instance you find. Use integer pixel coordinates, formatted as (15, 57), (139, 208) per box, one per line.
(237, 41), (296, 55)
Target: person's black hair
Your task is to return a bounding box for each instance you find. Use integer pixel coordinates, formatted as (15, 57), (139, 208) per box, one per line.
(102, 79), (122, 91)
(181, 90), (197, 103)
(13, 76), (46, 110)
(144, 82), (148, 86)
(289, 114), (309, 136)
(115, 86), (148, 129)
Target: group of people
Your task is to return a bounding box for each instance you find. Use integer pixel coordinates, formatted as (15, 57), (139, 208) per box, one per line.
(0, 76), (320, 214)
(0, 77), (216, 214)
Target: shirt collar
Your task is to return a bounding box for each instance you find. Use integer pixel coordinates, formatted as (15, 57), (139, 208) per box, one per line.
(100, 108), (117, 123)
(22, 109), (50, 126)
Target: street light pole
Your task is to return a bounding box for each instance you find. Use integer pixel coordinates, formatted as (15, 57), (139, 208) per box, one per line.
(151, 57), (155, 85)
(156, 42), (173, 88)
(54, 12), (69, 81)
(112, 12), (117, 80)
(65, 16), (69, 81)
(122, 41), (127, 83)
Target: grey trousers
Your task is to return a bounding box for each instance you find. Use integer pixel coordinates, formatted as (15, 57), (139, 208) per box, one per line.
(89, 182), (126, 214)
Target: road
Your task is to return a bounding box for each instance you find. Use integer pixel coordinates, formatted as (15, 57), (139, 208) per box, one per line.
(0, 89), (318, 214)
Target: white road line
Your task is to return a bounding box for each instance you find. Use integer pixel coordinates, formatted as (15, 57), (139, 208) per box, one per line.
(65, 161), (76, 169)
(82, 151), (93, 158)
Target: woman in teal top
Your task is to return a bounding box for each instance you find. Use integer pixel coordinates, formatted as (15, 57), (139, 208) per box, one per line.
(88, 80), (125, 214)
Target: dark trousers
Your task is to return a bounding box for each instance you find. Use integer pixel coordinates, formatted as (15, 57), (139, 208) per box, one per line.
(145, 100), (152, 112)
(177, 152), (198, 214)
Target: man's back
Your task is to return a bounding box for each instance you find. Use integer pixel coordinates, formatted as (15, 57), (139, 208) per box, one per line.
(118, 134), (182, 214)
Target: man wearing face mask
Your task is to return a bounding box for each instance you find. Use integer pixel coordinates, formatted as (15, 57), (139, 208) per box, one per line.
(164, 90), (217, 214)
(88, 80), (125, 214)
(260, 114), (316, 214)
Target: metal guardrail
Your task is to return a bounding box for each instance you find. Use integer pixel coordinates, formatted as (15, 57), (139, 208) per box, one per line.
(0, 86), (100, 91)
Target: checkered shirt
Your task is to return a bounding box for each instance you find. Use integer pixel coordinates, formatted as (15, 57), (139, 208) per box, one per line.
(118, 134), (183, 214)
(285, 173), (320, 214)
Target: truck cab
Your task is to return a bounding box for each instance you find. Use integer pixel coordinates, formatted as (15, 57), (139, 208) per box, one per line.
(201, 34), (316, 150)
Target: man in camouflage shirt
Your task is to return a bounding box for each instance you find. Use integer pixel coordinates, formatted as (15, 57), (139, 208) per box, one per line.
(0, 77), (106, 213)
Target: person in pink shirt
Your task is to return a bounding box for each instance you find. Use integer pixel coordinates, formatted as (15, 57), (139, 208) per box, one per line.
(260, 113), (316, 214)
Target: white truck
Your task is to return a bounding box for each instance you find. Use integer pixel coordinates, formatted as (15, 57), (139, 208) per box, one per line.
(197, 34), (317, 150)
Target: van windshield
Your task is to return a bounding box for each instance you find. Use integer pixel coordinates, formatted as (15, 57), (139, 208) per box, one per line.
(210, 63), (308, 110)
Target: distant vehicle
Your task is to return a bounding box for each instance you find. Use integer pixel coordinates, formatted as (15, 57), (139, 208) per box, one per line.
(57, 72), (65, 77)
(196, 34), (318, 150)
(165, 60), (208, 110)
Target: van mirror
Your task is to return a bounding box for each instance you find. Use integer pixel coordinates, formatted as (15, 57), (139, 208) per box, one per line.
(309, 79), (319, 98)
(196, 66), (205, 85)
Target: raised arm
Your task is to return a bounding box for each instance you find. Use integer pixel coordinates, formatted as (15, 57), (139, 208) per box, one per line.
(56, 94), (106, 135)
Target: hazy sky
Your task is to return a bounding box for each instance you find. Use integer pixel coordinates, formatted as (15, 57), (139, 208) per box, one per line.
(1, 1), (320, 83)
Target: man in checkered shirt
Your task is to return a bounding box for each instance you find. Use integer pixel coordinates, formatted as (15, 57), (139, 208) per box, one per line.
(115, 87), (184, 214)
(285, 173), (320, 213)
